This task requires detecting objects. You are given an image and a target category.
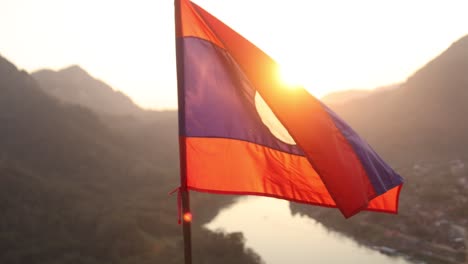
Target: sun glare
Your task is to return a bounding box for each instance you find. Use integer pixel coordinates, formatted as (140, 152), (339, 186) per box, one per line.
(277, 61), (335, 99)
(278, 64), (305, 89)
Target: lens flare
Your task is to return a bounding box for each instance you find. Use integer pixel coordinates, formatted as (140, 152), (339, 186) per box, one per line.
(183, 212), (193, 223)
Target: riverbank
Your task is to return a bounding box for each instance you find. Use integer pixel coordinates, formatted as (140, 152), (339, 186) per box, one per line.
(290, 160), (467, 264)
(206, 196), (413, 264)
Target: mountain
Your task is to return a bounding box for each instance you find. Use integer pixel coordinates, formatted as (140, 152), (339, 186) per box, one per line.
(291, 35), (468, 264)
(32, 65), (180, 163)
(321, 89), (372, 105)
(329, 35), (468, 165)
(321, 84), (400, 105)
(0, 55), (262, 264)
(32, 66), (142, 115)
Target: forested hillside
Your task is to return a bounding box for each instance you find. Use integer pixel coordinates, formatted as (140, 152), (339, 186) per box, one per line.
(292, 35), (468, 264)
(0, 55), (262, 264)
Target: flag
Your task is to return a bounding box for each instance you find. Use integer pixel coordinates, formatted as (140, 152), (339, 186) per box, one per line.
(175, 0), (403, 218)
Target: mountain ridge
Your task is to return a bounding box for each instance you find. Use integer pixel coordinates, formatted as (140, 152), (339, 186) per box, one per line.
(327, 34), (468, 165)
(32, 65), (143, 116)
(321, 84), (401, 105)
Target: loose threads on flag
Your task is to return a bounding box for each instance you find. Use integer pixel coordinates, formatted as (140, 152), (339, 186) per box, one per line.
(169, 187), (183, 224)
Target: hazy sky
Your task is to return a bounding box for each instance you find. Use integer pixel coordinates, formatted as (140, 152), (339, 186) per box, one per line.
(1, 0), (467, 110)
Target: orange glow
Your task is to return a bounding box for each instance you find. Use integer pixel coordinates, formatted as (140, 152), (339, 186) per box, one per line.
(183, 212), (193, 223)
(277, 61), (332, 98)
(278, 64), (304, 89)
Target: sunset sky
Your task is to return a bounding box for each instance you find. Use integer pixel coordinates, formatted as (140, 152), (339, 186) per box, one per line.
(1, 0), (467, 109)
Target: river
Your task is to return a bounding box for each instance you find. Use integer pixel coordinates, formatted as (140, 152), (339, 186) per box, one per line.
(205, 197), (414, 264)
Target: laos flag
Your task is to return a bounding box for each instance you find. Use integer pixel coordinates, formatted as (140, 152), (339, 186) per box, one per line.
(175, 0), (403, 218)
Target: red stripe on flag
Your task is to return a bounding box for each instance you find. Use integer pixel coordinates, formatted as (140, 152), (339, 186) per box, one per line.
(184, 137), (401, 214)
(185, 136), (335, 206)
(177, 0), (224, 48)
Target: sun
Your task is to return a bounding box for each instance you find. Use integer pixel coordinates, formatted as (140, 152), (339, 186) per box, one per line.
(277, 64), (305, 89)
(276, 61), (331, 99)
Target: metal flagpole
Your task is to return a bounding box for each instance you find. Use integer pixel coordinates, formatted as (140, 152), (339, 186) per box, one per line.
(174, 0), (193, 264)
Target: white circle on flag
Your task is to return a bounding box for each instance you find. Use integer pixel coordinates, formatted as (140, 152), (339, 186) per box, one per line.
(254, 92), (296, 145)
